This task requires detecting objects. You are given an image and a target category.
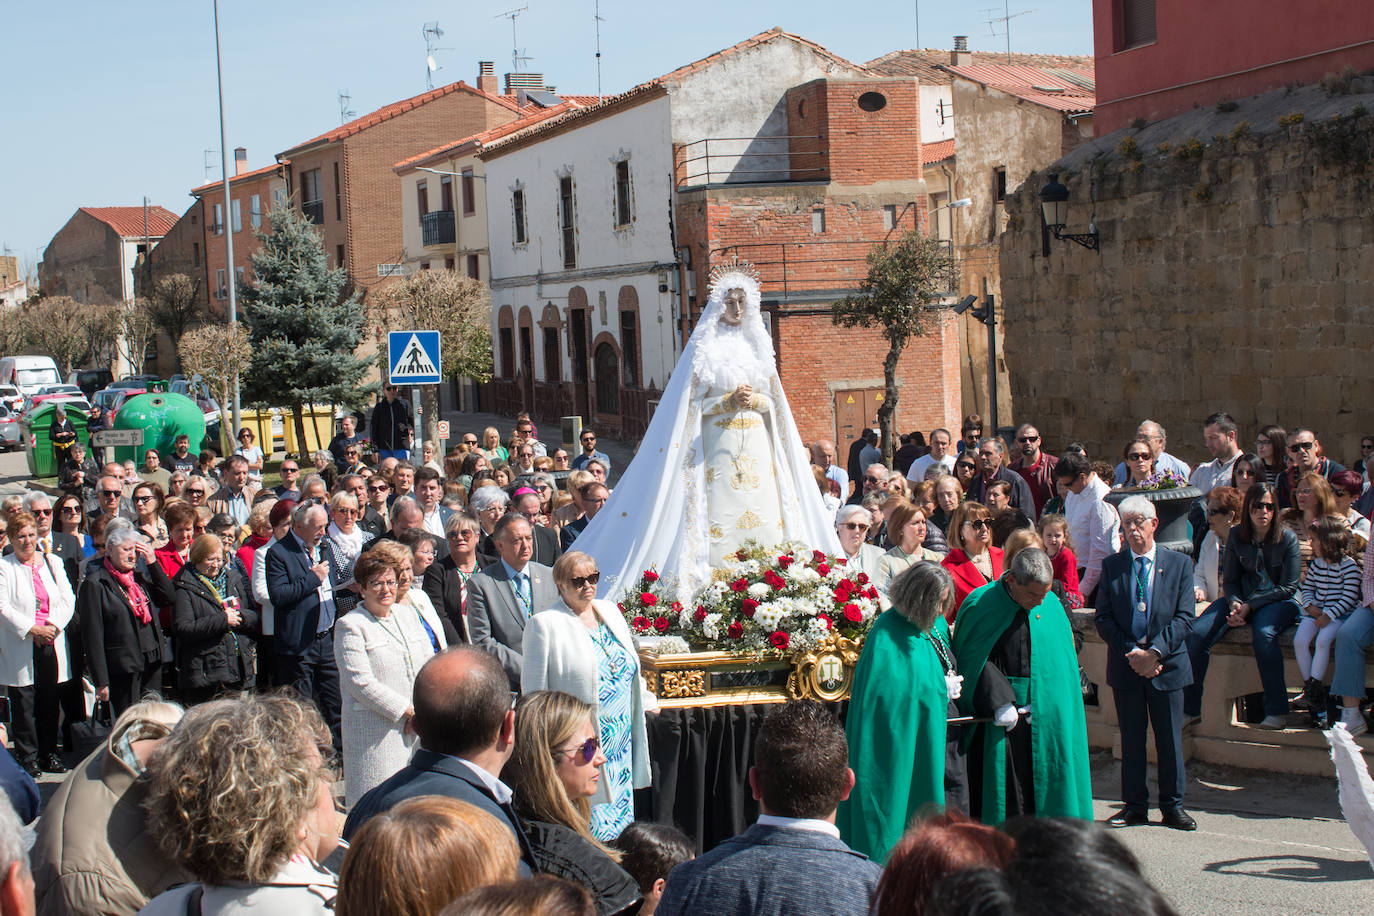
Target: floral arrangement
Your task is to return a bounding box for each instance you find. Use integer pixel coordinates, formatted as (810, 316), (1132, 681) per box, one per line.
(618, 541), (881, 654)
(1132, 469), (1190, 491)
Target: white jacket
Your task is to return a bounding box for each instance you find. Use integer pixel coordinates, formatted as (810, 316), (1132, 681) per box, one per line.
(136, 856), (336, 915)
(0, 552), (74, 687)
(522, 598), (656, 805)
(252, 538), (277, 636)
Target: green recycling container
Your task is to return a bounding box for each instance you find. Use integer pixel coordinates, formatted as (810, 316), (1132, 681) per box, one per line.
(112, 392), (207, 466)
(21, 402), (90, 478)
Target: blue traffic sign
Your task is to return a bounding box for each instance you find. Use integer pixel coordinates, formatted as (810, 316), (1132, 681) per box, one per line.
(388, 330), (442, 385)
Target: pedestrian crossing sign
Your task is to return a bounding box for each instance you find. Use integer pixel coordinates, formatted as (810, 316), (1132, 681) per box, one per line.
(388, 330), (442, 384)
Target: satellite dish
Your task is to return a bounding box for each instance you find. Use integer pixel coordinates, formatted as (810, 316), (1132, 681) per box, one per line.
(427, 55), (438, 72)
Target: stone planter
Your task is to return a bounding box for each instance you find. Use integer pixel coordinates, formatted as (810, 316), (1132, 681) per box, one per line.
(1103, 485), (1201, 556)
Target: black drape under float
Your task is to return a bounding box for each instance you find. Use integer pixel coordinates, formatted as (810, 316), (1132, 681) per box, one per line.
(645, 701), (847, 852)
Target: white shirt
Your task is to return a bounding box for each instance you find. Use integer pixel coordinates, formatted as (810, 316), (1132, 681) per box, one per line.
(422, 506), (445, 537)
(907, 452), (956, 483)
(1194, 529), (1224, 602)
(1064, 474), (1121, 597)
(824, 465), (850, 496)
(459, 757), (514, 805)
(756, 813), (841, 839)
(1190, 451), (1241, 495)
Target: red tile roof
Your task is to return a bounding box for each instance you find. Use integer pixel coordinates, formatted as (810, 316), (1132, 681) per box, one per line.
(79, 206), (179, 239)
(922, 138), (956, 164)
(280, 81), (524, 157)
(945, 64), (1095, 114)
(866, 49), (1095, 84)
(191, 162), (286, 196)
(393, 101), (587, 172)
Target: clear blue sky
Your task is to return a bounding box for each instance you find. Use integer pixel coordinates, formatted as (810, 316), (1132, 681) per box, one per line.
(0, 0), (1093, 280)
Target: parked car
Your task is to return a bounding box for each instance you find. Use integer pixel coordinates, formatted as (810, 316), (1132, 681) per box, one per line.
(35, 384), (85, 400)
(90, 387), (145, 427)
(0, 385), (22, 414)
(0, 356), (61, 398)
(68, 368), (114, 398)
(28, 393), (91, 414)
(0, 403), (19, 450)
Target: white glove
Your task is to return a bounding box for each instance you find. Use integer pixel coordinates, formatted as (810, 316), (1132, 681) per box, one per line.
(1019, 704), (1032, 725)
(995, 703), (1020, 731)
(945, 673), (964, 701)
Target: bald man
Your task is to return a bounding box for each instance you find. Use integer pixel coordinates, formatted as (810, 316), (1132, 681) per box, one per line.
(811, 440), (849, 500)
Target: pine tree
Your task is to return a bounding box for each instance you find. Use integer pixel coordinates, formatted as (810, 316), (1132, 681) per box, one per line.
(239, 206), (376, 454)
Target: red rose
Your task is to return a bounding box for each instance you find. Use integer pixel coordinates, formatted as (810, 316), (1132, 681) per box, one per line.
(769, 631), (790, 649)
(671, 601), (684, 614)
(857, 572), (870, 585)
(617, 602), (625, 612)
(641, 592), (658, 607)
(839, 578), (856, 593)
(736, 549), (749, 561)
(693, 606), (708, 622)
(835, 557), (848, 566)
(813, 550), (827, 563)
(653, 616), (671, 633)
(643, 570), (660, 583)
(867, 587), (879, 600)
(741, 598), (759, 617)
(843, 603), (863, 624)
(632, 616), (651, 633)
(817, 613), (833, 629)
(778, 555), (794, 568)
(833, 586), (850, 603)
(764, 570), (786, 590)
(816, 563), (831, 576)
(730, 578), (748, 592)
(728, 621), (744, 639)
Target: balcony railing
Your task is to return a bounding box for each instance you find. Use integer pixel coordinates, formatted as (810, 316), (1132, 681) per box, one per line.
(302, 200), (324, 225)
(421, 210), (456, 247)
(710, 239), (956, 304)
(675, 135), (828, 189)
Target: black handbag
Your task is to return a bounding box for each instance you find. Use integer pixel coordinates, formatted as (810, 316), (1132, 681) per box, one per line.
(70, 700), (113, 759)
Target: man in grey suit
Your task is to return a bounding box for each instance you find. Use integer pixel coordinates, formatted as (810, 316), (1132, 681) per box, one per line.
(657, 701), (881, 916)
(466, 514), (556, 688)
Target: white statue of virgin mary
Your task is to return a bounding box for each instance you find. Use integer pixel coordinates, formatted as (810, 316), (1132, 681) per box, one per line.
(574, 259), (841, 603)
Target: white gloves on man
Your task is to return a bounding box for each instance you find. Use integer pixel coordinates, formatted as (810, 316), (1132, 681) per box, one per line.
(945, 674), (964, 701)
(995, 703), (1020, 731)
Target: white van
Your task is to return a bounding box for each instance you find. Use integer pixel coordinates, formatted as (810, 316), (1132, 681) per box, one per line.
(0, 356), (62, 398)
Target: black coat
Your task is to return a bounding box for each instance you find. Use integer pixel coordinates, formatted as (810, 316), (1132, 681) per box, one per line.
(78, 561), (174, 688)
(172, 564), (259, 690)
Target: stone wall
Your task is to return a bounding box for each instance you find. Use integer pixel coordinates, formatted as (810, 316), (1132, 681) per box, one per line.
(999, 84), (1374, 467)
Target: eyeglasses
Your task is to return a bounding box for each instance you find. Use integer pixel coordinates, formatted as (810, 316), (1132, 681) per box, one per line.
(31, 507), (52, 516)
(965, 518), (990, 531)
(841, 522), (870, 532)
(558, 736), (600, 765)
(1016, 435), (1040, 443)
(1288, 441), (1315, 453)
(133, 495), (155, 504)
(569, 572), (601, 588)
(60, 506), (80, 514)
(1251, 501), (1276, 513)
(955, 463), (976, 472)
(1207, 506), (1231, 516)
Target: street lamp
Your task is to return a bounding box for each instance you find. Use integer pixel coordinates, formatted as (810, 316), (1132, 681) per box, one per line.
(212, 0), (241, 438)
(1038, 172), (1099, 253)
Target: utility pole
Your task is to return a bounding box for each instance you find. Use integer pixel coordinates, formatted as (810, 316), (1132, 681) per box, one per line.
(213, 0), (242, 437)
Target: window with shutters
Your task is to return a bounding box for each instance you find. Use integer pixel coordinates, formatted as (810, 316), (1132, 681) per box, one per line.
(543, 327), (560, 383)
(1117, 0), (1156, 50)
(558, 176), (577, 269)
(512, 188), (527, 245)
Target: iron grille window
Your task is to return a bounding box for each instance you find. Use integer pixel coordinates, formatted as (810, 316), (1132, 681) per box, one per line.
(558, 176), (576, 269)
(512, 189), (527, 245)
(614, 160), (631, 227)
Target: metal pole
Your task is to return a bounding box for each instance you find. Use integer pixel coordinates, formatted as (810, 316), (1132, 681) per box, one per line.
(213, 0), (242, 438)
(985, 286), (998, 430)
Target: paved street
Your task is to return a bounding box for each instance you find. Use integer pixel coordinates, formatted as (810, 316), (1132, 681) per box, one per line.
(0, 447), (30, 500)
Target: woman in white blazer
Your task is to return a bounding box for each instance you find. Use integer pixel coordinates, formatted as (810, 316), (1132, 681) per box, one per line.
(0, 512), (76, 775)
(522, 550), (657, 842)
(837, 504), (888, 584)
(333, 549), (437, 804)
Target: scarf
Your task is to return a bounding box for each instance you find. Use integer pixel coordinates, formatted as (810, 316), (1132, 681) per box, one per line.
(104, 559), (153, 626)
(327, 521), (364, 564)
(198, 566), (230, 602)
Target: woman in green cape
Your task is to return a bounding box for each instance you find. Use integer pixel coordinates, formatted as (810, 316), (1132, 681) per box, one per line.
(839, 561), (968, 862)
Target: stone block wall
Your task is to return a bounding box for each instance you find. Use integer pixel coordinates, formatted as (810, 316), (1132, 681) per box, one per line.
(999, 97), (1374, 466)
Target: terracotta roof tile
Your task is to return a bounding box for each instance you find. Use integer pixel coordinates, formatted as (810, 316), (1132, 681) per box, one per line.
(922, 138), (956, 164)
(946, 64), (1095, 114)
(866, 48), (1095, 84)
(393, 102), (588, 172)
(191, 162), (286, 196)
(279, 81), (523, 156)
(79, 206), (179, 239)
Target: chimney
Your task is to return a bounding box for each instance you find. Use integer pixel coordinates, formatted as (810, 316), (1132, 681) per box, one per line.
(504, 71), (545, 98)
(951, 36), (971, 67)
(477, 61), (498, 96)
(234, 147), (248, 175)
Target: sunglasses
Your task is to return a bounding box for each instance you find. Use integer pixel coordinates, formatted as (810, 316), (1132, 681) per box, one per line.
(283, 467), (300, 474)
(582, 437), (596, 443)
(463, 439), (478, 445)
(569, 572), (601, 588)
(965, 518), (991, 531)
(133, 495), (155, 504)
(31, 507), (52, 516)
(559, 736), (600, 765)
(1288, 441), (1315, 453)
(188, 488), (207, 496)
(60, 506), (80, 514)
(864, 476), (883, 485)
(1126, 452), (1151, 461)
(841, 522), (869, 531)
(100, 489), (122, 497)
(956, 463), (976, 472)
(1016, 435), (1040, 442)
(1251, 501), (1276, 512)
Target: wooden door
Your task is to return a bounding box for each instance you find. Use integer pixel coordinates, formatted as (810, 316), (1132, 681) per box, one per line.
(834, 387), (884, 451)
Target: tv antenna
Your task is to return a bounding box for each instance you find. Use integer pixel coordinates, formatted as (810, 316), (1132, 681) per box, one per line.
(981, 2), (1035, 63)
(495, 6), (532, 72)
(203, 149), (221, 180)
(338, 90), (356, 124)
(422, 21), (452, 90)
(594, 0), (606, 97)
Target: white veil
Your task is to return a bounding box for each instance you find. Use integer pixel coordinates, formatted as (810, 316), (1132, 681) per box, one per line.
(574, 264), (841, 604)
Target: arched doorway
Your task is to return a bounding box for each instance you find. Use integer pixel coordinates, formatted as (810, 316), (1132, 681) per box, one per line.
(594, 341), (620, 416)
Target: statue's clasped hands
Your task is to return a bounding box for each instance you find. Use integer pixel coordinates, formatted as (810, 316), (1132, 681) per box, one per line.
(733, 384), (753, 408)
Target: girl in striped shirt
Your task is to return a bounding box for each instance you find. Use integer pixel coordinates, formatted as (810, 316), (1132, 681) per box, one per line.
(1293, 516), (1363, 727)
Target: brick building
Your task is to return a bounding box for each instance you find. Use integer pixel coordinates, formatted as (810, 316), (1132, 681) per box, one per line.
(134, 201), (206, 376)
(39, 205), (178, 306)
(190, 152), (288, 315)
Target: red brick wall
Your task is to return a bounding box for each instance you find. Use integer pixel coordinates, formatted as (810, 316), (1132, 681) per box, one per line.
(791, 79), (922, 186)
(199, 171), (285, 318)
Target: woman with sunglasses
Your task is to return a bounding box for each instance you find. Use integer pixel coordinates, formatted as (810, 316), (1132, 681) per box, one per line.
(1117, 438), (1157, 488)
(940, 502), (1004, 623)
(953, 455), (979, 492)
(522, 552), (655, 843)
(1195, 486), (1242, 604)
(505, 690), (641, 912)
(130, 482), (167, 547)
(1228, 452), (1262, 492)
(836, 504), (887, 584)
(1328, 469), (1371, 540)
(53, 493), (95, 558)
(1184, 482), (1301, 729)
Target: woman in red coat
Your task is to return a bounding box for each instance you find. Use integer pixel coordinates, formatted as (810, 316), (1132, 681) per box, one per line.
(940, 501), (1004, 623)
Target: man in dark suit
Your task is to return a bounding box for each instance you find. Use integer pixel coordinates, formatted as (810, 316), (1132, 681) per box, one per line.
(509, 489), (560, 566)
(1095, 495), (1197, 832)
(657, 701), (881, 916)
(466, 515), (556, 688)
(559, 482), (607, 551)
(342, 648), (532, 865)
(265, 502), (341, 750)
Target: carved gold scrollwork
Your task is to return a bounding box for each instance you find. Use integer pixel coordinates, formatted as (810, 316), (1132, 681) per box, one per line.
(786, 633), (864, 702)
(659, 669), (707, 698)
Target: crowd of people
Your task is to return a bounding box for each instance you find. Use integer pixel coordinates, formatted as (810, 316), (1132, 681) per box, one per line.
(0, 404), (1367, 914)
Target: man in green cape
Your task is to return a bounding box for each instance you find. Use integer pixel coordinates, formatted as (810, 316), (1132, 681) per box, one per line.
(951, 547), (1092, 825)
(840, 562), (968, 861)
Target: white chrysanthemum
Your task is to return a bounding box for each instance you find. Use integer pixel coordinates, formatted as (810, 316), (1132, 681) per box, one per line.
(747, 582), (771, 599)
(702, 613), (723, 641)
(808, 617), (831, 636)
(679, 609), (695, 629)
(788, 566), (821, 584)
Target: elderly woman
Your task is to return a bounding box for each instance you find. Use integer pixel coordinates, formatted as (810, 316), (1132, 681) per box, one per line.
(153, 501), (198, 588)
(877, 498), (944, 594)
(78, 525), (173, 716)
(836, 504), (886, 583)
(552, 470), (593, 533)
(309, 450), (338, 492)
(523, 552), (655, 842)
(235, 498), (277, 580)
(1329, 469), (1371, 540)
(479, 426), (509, 464)
(130, 481), (167, 546)
(322, 490), (374, 616)
(335, 549), (438, 803)
(422, 513), (488, 645)
(840, 561), (965, 861)
(0, 512), (77, 776)
(529, 472), (559, 520)
(420, 440), (444, 475)
(1195, 486), (1242, 604)
(382, 534), (450, 653)
(470, 485), (512, 554)
(165, 471), (189, 502)
(941, 501), (1004, 622)
(930, 473), (963, 541)
(138, 695), (339, 914)
(31, 699), (188, 915)
(172, 534), (258, 706)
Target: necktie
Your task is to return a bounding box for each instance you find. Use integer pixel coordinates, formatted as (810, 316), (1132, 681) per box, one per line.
(514, 572), (532, 619)
(1132, 556), (1150, 641)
